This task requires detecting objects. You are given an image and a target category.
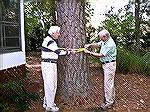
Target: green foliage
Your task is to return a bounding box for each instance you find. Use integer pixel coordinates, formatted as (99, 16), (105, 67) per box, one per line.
(98, 1), (150, 52)
(117, 47), (150, 75)
(87, 47), (150, 75)
(1, 80), (23, 92)
(9, 92), (38, 112)
(81, 1), (150, 74)
(88, 55), (100, 63)
(139, 52), (150, 75)
(100, 8), (135, 47)
(24, 0), (56, 51)
(0, 79), (39, 112)
(0, 102), (11, 112)
(85, 1), (96, 43)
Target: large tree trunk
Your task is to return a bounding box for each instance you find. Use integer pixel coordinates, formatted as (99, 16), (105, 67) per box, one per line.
(56, 0), (90, 101)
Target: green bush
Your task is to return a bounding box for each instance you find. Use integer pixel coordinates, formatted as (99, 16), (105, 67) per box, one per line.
(0, 80), (39, 112)
(139, 52), (150, 75)
(9, 91), (38, 112)
(87, 47), (149, 75)
(117, 47), (150, 75)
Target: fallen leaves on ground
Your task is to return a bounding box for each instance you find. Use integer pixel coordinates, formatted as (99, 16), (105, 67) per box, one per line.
(25, 53), (149, 112)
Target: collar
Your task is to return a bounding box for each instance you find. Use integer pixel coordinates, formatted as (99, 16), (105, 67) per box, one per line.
(47, 34), (58, 43)
(103, 37), (110, 45)
(47, 34), (54, 40)
(47, 34), (52, 38)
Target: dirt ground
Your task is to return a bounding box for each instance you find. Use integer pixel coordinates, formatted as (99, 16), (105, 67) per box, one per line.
(25, 53), (149, 112)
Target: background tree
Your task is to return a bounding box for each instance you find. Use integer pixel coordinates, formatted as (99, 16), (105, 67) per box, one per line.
(56, 0), (91, 102)
(135, 0), (141, 52)
(99, 6), (135, 49)
(127, 0), (150, 52)
(24, 0), (56, 51)
(24, 0), (97, 51)
(85, 1), (96, 43)
(98, 0), (150, 52)
(96, 0), (150, 74)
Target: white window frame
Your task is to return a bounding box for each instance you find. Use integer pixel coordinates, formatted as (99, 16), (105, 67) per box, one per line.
(0, 0), (26, 70)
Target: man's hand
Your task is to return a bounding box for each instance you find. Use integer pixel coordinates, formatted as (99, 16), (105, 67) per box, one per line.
(61, 47), (88, 54)
(84, 49), (91, 54)
(65, 48), (77, 54)
(84, 44), (91, 49)
(69, 49), (77, 54)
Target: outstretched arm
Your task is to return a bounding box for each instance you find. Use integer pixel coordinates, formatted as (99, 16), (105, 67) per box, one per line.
(84, 49), (104, 58)
(84, 43), (100, 49)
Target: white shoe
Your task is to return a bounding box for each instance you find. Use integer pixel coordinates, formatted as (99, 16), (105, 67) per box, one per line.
(43, 103), (56, 108)
(43, 103), (46, 108)
(100, 102), (113, 110)
(46, 106), (59, 112)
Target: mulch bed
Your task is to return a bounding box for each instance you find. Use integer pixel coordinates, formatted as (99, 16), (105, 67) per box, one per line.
(25, 52), (149, 112)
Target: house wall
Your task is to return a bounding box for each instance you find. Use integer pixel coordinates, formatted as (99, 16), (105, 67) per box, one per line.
(0, 0), (26, 70)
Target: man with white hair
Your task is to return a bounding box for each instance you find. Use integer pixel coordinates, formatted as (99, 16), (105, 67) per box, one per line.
(41, 26), (70, 112)
(84, 29), (117, 111)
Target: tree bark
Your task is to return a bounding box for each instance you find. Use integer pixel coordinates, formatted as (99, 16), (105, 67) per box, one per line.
(56, 0), (90, 100)
(135, 0), (141, 52)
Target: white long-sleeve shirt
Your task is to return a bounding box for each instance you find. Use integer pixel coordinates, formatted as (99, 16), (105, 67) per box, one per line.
(41, 35), (67, 60)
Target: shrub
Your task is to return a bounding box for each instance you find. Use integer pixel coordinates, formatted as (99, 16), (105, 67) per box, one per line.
(0, 76), (39, 112)
(139, 52), (150, 75)
(117, 47), (150, 75)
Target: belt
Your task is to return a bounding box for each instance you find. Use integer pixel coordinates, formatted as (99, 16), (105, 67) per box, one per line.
(101, 60), (115, 64)
(41, 59), (57, 63)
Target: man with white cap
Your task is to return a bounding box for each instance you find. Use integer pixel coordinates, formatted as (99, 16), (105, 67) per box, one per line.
(41, 26), (70, 112)
(84, 29), (117, 111)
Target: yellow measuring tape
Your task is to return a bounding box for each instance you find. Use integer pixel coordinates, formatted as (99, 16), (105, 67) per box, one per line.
(59, 48), (86, 52)
(71, 48), (86, 52)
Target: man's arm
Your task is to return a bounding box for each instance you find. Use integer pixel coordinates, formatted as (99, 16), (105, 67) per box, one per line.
(84, 43), (100, 48)
(84, 49), (104, 58)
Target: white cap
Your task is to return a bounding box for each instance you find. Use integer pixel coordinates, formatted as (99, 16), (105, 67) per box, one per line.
(98, 29), (110, 37)
(48, 26), (60, 35)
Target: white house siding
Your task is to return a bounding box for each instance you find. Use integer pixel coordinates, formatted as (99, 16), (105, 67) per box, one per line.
(0, 0), (26, 70)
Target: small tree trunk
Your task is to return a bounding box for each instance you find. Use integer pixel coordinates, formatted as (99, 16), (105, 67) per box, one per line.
(135, 0), (141, 52)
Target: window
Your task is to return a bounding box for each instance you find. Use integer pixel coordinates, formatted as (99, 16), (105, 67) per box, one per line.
(0, 0), (21, 53)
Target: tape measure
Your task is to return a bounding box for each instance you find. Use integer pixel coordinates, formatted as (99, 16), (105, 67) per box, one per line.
(59, 48), (86, 52)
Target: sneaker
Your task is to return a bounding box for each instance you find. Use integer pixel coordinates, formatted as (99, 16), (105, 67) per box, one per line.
(43, 103), (47, 108)
(46, 105), (59, 112)
(99, 102), (113, 110)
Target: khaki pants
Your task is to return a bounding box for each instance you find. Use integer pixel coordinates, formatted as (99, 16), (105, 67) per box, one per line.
(102, 61), (116, 104)
(41, 62), (57, 108)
